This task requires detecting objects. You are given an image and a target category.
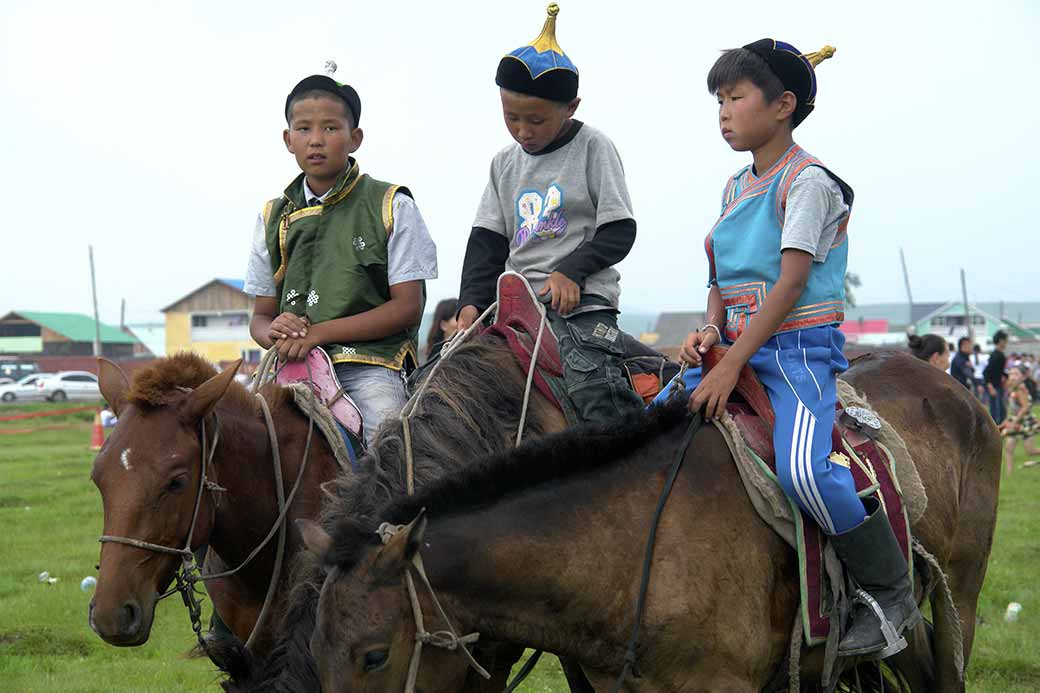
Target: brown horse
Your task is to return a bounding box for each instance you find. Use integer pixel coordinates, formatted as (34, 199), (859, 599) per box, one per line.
(210, 335), (602, 692)
(301, 352), (1001, 692)
(88, 353), (345, 656)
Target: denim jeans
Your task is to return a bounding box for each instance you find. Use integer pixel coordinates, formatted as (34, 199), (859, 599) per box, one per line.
(989, 386), (1006, 424)
(333, 362), (409, 447)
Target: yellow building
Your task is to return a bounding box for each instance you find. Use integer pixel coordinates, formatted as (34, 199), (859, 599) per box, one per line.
(161, 279), (261, 365)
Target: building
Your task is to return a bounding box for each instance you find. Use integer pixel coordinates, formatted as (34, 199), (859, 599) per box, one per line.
(161, 279), (261, 365)
(124, 323), (166, 357)
(0, 310), (140, 359)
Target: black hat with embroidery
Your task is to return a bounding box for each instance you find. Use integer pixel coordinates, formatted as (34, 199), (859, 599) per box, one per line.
(741, 40), (835, 127)
(284, 60), (362, 126)
(495, 3), (579, 103)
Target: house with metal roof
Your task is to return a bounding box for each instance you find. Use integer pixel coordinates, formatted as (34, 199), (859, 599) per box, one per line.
(0, 311), (140, 359)
(161, 278), (259, 364)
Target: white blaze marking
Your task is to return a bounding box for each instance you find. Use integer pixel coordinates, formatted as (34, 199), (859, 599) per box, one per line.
(120, 448), (132, 471)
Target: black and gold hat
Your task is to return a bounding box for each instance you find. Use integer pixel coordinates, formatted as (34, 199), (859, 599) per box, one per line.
(495, 4), (579, 103)
(742, 40), (835, 127)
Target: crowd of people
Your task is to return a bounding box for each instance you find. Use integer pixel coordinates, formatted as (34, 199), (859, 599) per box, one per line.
(910, 330), (1038, 473)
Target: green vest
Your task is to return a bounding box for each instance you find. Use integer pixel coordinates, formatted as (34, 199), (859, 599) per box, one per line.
(263, 161), (422, 370)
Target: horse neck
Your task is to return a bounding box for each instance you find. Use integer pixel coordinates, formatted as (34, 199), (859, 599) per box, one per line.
(417, 463), (648, 670)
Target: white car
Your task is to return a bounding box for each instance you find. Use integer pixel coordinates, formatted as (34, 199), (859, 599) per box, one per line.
(37, 371), (101, 402)
(0, 373), (54, 402)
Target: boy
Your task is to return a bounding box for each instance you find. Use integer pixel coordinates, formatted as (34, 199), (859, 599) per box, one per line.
(681, 41), (920, 659)
(983, 330), (1008, 423)
(457, 3), (644, 425)
(244, 66), (438, 447)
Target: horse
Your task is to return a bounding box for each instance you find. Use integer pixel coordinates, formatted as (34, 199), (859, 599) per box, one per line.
(300, 351), (1002, 692)
(208, 334), (601, 692)
(88, 352), (346, 657)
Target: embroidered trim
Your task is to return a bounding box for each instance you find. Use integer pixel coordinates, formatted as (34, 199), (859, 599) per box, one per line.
(329, 341), (417, 371)
(382, 185), (400, 237)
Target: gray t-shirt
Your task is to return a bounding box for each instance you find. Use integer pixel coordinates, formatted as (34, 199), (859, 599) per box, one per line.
(244, 181), (438, 298)
(473, 123), (634, 310)
(779, 166), (849, 261)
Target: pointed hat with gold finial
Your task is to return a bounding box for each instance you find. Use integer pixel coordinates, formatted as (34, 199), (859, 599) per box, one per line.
(496, 4), (579, 103)
(742, 39), (836, 127)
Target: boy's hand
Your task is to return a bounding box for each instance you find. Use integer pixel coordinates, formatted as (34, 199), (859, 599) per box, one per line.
(689, 361), (739, 420)
(680, 328), (719, 367)
(456, 305), (481, 332)
(539, 271), (580, 315)
(275, 334), (315, 362)
(269, 312), (309, 341)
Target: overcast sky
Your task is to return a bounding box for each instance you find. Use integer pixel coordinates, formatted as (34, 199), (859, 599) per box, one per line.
(2, 0), (1037, 326)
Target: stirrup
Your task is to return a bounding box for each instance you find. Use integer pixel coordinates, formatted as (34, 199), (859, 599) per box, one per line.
(846, 588), (908, 659)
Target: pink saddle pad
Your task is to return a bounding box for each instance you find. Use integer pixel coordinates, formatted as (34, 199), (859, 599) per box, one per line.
(275, 348), (363, 440)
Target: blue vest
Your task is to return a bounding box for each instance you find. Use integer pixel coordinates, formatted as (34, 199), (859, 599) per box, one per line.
(705, 145), (851, 341)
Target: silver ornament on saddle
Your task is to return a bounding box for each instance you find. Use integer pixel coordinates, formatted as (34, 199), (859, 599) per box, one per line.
(841, 406), (882, 438)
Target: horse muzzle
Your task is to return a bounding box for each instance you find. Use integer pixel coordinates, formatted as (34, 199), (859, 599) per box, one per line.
(88, 594), (154, 646)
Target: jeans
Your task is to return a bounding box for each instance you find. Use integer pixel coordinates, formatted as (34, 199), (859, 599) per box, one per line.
(989, 386), (1006, 424)
(546, 305), (644, 425)
(333, 362), (409, 447)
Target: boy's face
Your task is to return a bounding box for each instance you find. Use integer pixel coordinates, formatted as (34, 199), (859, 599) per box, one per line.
(283, 96), (362, 189)
(500, 89), (580, 154)
(716, 80), (795, 153)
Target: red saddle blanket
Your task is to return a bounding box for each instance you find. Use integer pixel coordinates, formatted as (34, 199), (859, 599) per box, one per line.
(703, 347), (913, 645)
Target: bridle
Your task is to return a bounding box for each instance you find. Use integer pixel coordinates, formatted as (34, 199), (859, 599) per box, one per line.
(97, 383), (320, 653)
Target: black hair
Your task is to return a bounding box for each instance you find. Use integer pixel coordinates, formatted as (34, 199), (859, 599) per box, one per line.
(957, 336), (972, 349)
(907, 333), (948, 361)
(706, 48), (785, 103)
(285, 89), (355, 128)
(424, 298), (459, 359)
(993, 330), (1008, 345)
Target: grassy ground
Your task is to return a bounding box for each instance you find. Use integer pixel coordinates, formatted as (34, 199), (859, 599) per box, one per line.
(1, 403), (1037, 691)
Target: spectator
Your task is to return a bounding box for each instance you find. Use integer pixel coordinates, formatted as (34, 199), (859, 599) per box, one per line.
(971, 343), (988, 400)
(1000, 366), (1038, 474)
(907, 333), (950, 371)
(983, 330), (1009, 424)
(949, 337), (974, 389)
(423, 298), (459, 361)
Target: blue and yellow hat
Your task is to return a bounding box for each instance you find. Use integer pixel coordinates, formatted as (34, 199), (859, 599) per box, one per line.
(742, 39), (835, 127)
(495, 4), (579, 103)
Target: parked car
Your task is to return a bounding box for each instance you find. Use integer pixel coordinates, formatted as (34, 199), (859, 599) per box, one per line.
(0, 373), (53, 402)
(37, 371), (101, 402)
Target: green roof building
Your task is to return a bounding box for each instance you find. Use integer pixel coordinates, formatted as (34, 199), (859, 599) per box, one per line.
(0, 311), (140, 358)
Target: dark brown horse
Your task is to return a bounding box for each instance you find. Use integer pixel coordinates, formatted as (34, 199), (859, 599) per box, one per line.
(301, 352), (1001, 692)
(88, 353), (345, 656)
(205, 335), (588, 691)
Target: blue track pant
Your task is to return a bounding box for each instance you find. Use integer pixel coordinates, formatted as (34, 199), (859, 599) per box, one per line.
(653, 325), (864, 534)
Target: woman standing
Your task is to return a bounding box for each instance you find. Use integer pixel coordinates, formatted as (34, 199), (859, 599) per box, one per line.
(1000, 366), (1039, 474)
(907, 333), (950, 372)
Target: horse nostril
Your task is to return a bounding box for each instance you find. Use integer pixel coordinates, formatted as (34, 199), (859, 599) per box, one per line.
(122, 601), (141, 634)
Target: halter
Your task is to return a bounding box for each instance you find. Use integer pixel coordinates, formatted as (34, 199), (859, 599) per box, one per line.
(375, 522), (489, 692)
(97, 381), (321, 653)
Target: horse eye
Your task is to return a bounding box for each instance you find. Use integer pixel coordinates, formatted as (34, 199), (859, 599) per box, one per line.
(166, 476), (187, 493)
(363, 649), (389, 673)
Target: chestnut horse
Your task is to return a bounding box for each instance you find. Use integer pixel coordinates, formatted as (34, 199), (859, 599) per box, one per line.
(301, 352), (1001, 692)
(88, 353), (346, 656)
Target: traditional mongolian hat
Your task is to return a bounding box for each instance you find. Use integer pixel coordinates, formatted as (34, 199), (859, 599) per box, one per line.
(495, 3), (579, 103)
(742, 40), (835, 127)
(284, 60), (362, 126)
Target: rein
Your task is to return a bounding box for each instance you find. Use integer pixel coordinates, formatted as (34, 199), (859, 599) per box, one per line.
(98, 377), (321, 654)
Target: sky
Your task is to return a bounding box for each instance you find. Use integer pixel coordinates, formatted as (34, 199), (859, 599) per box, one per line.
(1, 0), (1038, 326)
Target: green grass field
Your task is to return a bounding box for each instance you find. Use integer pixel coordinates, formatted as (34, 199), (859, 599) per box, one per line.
(1, 403), (1037, 691)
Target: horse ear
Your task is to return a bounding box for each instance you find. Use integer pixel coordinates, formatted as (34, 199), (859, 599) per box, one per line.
(296, 519), (333, 560)
(97, 358), (130, 416)
(371, 509), (427, 581)
(179, 359), (242, 423)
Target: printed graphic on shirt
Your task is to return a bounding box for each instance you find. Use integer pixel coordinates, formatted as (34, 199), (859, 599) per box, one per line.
(515, 183), (567, 247)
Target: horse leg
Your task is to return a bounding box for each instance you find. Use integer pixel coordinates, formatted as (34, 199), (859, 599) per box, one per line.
(560, 656), (595, 692)
(461, 640), (524, 693)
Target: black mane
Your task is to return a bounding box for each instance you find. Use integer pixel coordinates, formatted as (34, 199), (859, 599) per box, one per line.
(325, 398), (692, 570)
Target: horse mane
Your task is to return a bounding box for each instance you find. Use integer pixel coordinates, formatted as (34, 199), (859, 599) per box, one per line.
(325, 398), (692, 571)
(126, 351), (270, 414)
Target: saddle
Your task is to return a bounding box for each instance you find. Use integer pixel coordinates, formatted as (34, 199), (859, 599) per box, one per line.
(483, 272), (676, 414)
(702, 346), (914, 645)
(276, 348), (364, 446)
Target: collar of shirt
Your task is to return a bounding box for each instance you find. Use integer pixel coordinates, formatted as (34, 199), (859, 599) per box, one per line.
(302, 178), (332, 206)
